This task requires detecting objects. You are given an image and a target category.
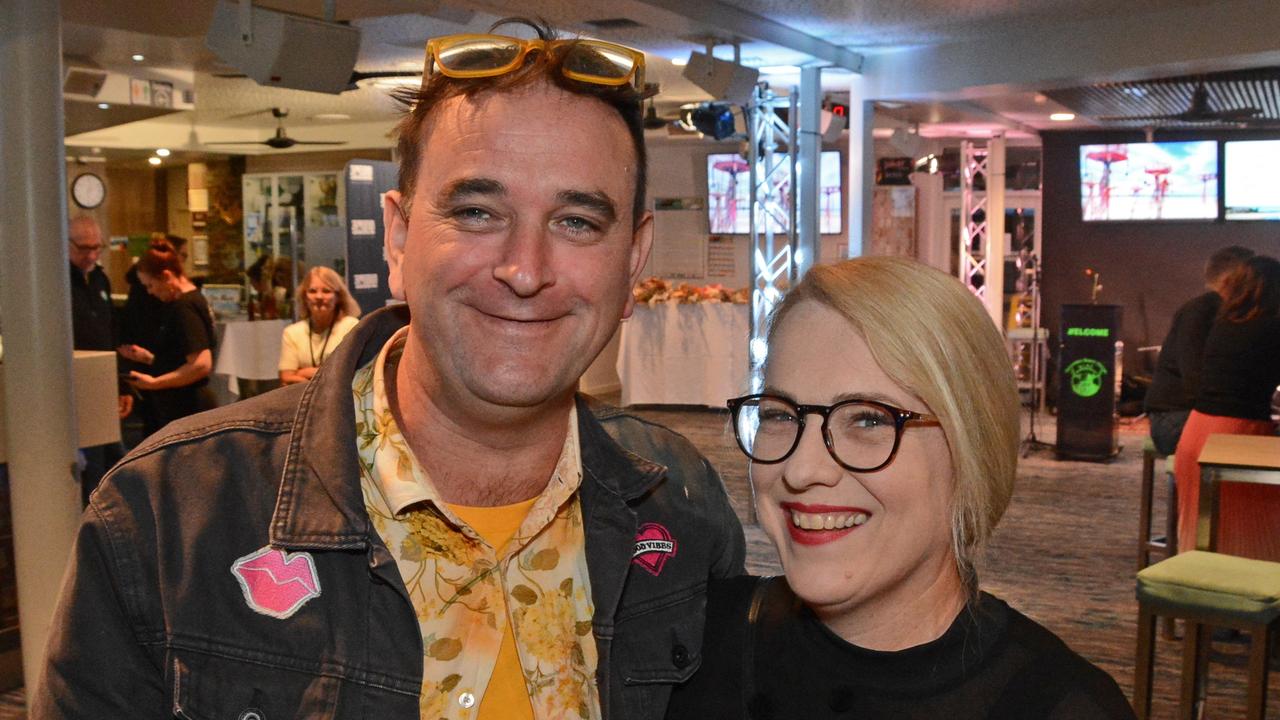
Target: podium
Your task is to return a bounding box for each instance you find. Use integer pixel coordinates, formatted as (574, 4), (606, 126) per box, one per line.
(1056, 304), (1123, 460)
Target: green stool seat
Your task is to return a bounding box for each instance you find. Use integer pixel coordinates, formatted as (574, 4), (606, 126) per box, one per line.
(1138, 551), (1280, 623)
(1133, 550), (1280, 719)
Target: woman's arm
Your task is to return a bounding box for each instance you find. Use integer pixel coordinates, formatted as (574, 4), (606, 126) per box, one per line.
(128, 349), (211, 391)
(279, 366), (318, 385)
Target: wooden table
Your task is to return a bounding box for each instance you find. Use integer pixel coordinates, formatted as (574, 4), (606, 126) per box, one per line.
(1194, 433), (1280, 551)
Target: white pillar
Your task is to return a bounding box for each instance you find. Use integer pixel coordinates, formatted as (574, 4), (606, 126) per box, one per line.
(986, 133), (1007, 328)
(0, 0), (83, 699)
(794, 66), (822, 277)
(845, 74), (874, 258)
(911, 171), (947, 272)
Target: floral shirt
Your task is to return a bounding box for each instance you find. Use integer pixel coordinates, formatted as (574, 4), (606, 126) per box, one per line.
(353, 328), (601, 720)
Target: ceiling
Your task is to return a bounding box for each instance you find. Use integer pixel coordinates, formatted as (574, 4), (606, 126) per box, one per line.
(57, 0), (1280, 157)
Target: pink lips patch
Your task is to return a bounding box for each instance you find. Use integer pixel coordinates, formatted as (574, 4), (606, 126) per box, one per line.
(632, 522), (677, 576)
(231, 546), (322, 619)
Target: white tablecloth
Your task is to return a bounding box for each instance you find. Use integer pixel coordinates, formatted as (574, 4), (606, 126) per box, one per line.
(617, 303), (750, 407)
(214, 319), (288, 396)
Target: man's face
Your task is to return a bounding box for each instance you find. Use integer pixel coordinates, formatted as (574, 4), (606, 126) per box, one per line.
(68, 221), (104, 273)
(383, 81), (652, 411)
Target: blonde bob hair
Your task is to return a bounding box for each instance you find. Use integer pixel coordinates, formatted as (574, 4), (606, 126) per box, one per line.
(766, 256), (1020, 593)
(295, 266), (362, 321)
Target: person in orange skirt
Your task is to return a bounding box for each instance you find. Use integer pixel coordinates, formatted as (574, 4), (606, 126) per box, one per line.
(1175, 255), (1280, 560)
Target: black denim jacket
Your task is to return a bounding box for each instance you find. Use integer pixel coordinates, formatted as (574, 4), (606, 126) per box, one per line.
(36, 306), (746, 720)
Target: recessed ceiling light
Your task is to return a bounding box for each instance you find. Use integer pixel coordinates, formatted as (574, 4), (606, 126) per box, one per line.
(97, 103), (110, 110)
(155, 148), (171, 157)
(671, 56), (688, 67)
(312, 113), (351, 121)
(1033, 94), (1048, 104)
(1050, 112), (1076, 122)
(131, 54), (145, 62)
(148, 156), (162, 166)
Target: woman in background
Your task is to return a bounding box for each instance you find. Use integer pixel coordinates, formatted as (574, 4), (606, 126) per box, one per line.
(278, 266), (361, 385)
(667, 256), (1132, 719)
(1175, 254), (1280, 561)
(118, 239), (217, 432)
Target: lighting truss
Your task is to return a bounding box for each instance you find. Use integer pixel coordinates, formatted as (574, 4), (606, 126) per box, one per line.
(960, 140), (990, 303)
(747, 85), (798, 391)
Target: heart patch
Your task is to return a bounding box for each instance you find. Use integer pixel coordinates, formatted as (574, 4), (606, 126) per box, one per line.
(632, 522), (677, 577)
(231, 546), (322, 619)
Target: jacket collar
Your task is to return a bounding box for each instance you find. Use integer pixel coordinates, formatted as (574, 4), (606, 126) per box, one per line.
(270, 305), (667, 549)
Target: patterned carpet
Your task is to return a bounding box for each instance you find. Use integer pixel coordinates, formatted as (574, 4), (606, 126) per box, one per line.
(627, 402), (1279, 719)
(6, 405), (1273, 718)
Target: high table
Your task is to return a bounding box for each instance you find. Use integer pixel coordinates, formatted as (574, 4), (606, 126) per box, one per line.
(1194, 433), (1280, 551)
(617, 302), (750, 407)
(214, 319), (288, 397)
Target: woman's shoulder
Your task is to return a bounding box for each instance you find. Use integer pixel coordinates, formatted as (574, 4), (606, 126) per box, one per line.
(334, 314), (360, 334)
(982, 593), (1136, 719)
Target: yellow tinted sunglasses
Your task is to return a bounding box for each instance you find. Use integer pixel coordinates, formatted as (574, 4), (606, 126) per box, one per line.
(424, 34), (645, 93)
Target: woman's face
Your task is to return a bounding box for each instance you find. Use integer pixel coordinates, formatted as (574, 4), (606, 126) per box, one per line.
(137, 270), (176, 302)
(752, 301), (958, 630)
(305, 278), (338, 316)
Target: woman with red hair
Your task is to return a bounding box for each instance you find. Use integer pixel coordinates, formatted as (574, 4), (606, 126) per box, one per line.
(118, 240), (218, 431)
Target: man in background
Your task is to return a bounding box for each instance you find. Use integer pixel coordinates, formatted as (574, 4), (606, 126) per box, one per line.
(67, 215), (131, 504)
(1145, 245), (1255, 455)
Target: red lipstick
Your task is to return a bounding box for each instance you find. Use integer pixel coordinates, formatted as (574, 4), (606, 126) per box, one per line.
(779, 502), (872, 546)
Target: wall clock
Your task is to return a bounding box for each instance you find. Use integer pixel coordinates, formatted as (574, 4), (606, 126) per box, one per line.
(71, 172), (106, 209)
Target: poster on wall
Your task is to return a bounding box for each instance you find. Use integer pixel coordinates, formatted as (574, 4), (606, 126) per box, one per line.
(1078, 141), (1217, 221)
(706, 236), (737, 279)
(649, 208), (706, 279)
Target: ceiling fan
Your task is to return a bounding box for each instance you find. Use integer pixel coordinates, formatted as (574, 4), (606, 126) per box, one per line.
(205, 108), (346, 149)
(1098, 82), (1262, 124)
(210, 69), (422, 93)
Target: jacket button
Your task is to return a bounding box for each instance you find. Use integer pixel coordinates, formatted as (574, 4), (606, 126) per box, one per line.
(671, 643), (690, 668)
(238, 711), (264, 720)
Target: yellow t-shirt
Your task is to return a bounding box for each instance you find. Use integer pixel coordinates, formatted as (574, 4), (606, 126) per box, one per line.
(446, 499), (538, 720)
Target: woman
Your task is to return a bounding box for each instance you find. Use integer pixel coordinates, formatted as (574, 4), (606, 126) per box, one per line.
(278, 266), (361, 385)
(118, 239), (217, 432)
(667, 257), (1132, 719)
(1175, 255), (1280, 561)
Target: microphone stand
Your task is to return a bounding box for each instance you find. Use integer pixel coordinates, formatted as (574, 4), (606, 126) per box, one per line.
(1021, 253), (1053, 457)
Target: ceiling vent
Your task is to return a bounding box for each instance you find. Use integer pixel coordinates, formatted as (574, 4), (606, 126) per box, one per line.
(584, 18), (644, 30)
(63, 66), (109, 98)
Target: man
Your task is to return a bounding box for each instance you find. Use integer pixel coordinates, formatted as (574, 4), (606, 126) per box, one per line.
(38, 21), (745, 720)
(1145, 245), (1254, 455)
(67, 215), (132, 505)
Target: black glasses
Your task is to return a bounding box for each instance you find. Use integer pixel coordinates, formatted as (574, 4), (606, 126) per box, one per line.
(726, 394), (942, 472)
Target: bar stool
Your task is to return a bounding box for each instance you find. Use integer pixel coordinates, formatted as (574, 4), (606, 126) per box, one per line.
(1133, 550), (1280, 720)
(1138, 436), (1178, 639)
(1138, 436), (1177, 570)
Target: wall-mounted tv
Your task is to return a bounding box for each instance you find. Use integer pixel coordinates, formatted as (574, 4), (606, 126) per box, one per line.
(707, 150), (842, 234)
(1225, 139), (1280, 220)
(1079, 141), (1218, 221)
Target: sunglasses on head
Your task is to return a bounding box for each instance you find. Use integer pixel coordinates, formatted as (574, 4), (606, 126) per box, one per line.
(424, 34), (646, 93)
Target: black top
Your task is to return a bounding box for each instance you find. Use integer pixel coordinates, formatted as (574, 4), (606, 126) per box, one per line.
(69, 263), (116, 352)
(151, 289), (216, 387)
(120, 264), (166, 353)
(1195, 314), (1280, 420)
(666, 576), (1135, 720)
(1145, 291), (1219, 413)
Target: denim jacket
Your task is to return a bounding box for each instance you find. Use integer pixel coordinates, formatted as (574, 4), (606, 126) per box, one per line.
(36, 305), (746, 720)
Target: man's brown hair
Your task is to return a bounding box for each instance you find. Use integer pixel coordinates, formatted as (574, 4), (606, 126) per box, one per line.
(391, 18), (649, 226)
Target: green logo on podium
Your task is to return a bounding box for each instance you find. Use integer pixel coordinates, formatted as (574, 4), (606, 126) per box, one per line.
(1064, 358), (1107, 398)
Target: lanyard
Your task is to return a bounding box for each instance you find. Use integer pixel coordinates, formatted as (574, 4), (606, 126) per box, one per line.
(308, 320), (335, 368)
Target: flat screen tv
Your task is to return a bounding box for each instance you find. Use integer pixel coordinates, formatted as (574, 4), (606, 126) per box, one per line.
(1079, 141), (1218, 221)
(707, 150), (842, 234)
(1225, 139), (1280, 220)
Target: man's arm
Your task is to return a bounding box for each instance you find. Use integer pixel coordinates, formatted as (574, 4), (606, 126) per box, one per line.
(34, 504), (165, 717)
(701, 458), (747, 578)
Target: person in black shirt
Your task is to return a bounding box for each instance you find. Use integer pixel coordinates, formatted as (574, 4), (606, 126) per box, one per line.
(667, 257), (1133, 720)
(1144, 245), (1253, 455)
(118, 239), (217, 431)
(1174, 255), (1280, 561)
(68, 216), (131, 504)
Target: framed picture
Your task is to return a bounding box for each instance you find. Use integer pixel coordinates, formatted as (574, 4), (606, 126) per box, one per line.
(150, 81), (173, 109)
(191, 235), (209, 267)
(129, 78), (151, 106)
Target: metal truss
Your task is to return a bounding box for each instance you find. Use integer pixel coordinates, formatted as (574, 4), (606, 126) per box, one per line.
(960, 140), (990, 303)
(746, 85), (798, 391)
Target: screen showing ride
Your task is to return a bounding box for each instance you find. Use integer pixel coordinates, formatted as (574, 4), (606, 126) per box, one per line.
(707, 151), (843, 234)
(1225, 139), (1280, 220)
(1079, 141), (1218, 221)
